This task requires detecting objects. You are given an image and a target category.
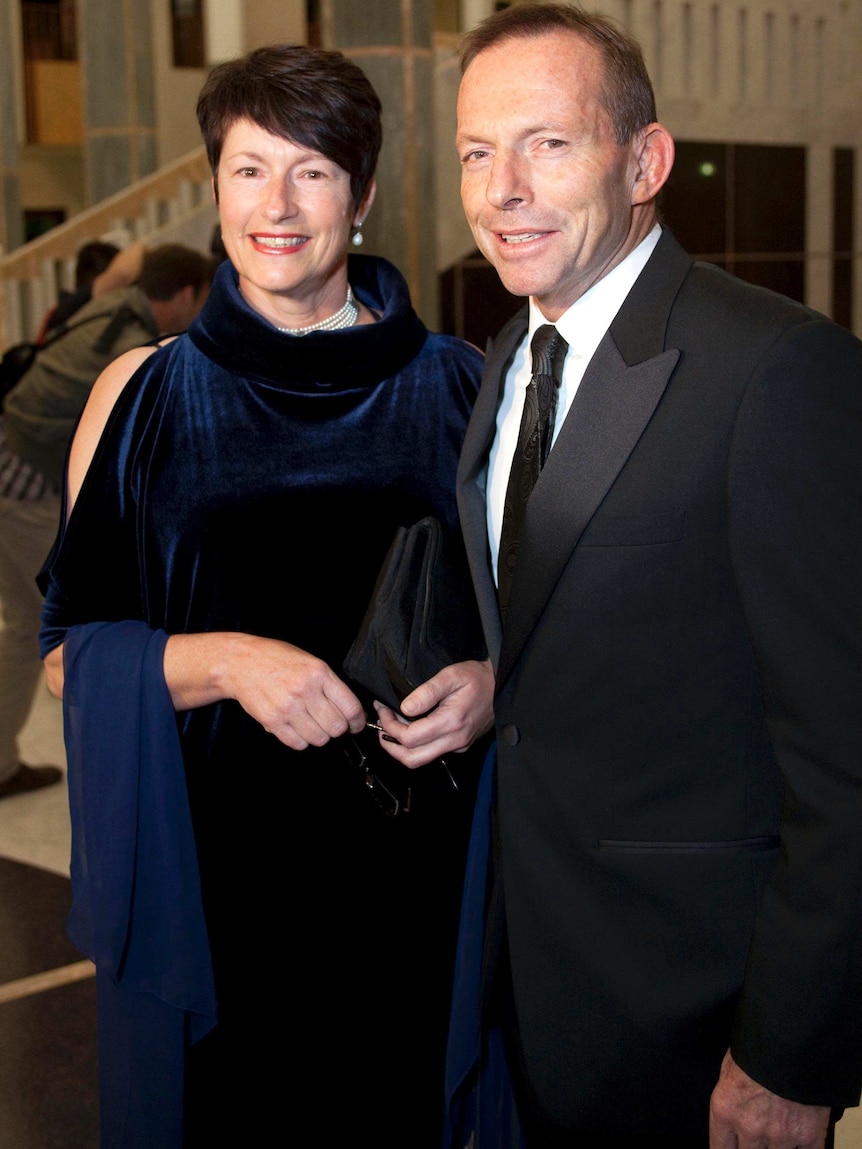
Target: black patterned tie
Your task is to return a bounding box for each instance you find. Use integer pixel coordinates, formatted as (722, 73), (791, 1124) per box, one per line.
(497, 324), (568, 619)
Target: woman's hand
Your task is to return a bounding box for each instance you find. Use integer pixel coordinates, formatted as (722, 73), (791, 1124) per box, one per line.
(164, 632), (366, 750)
(373, 658), (494, 769)
(44, 646), (65, 698)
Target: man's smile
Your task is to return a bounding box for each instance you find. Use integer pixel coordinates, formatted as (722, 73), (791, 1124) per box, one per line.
(498, 231), (548, 244)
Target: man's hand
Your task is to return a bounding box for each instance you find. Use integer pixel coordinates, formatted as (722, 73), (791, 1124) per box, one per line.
(373, 659), (494, 769)
(709, 1051), (831, 1149)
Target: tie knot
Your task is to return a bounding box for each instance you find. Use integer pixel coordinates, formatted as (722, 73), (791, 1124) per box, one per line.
(530, 324), (568, 381)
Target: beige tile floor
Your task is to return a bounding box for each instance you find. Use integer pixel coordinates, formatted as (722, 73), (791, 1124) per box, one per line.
(840, 1093), (862, 1144)
(0, 674), (69, 875)
(2, 670), (861, 1145)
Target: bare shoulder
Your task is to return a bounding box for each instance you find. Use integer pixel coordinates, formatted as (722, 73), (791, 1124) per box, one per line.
(67, 342), (166, 510)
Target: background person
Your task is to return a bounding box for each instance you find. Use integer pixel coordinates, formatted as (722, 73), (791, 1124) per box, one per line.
(35, 240), (148, 341)
(0, 243), (212, 801)
(36, 240), (118, 340)
(39, 44), (493, 1147)
(393, 5), (861, 1147)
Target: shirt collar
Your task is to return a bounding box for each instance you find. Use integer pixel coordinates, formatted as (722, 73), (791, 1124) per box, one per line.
(526, 223), (662, 356)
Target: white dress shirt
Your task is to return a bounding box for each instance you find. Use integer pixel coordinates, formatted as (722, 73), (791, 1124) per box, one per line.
(486, 224), (662, 582)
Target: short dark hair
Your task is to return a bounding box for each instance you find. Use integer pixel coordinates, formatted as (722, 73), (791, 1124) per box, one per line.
(459, 3), (657, 145)
(74, 241), (120, 289)
(196, 44), (382, 207)
(139, 244), (214, 301)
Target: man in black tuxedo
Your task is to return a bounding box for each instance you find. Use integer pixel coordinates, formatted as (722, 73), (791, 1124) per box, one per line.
(385, 4), (862, 1147)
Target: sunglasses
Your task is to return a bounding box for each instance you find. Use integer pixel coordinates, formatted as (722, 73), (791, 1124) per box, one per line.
(342, 724), (460, 817)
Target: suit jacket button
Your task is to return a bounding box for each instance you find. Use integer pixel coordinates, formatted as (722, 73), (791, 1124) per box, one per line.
(502, 724), (520, 746)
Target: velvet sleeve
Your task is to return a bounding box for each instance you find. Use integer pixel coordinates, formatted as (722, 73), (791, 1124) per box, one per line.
(38, 350), (168, 655)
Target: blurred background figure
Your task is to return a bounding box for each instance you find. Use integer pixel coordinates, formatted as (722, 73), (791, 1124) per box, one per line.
(36, 240), (116, 340)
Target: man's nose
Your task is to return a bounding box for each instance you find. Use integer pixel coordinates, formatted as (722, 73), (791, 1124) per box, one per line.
(486, 152), (530, 209)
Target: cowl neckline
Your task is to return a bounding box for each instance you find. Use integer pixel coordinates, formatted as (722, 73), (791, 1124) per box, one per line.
(189, 254), (428, 392)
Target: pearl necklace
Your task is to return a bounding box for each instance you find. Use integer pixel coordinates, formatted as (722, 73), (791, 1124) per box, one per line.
(276, 287), (358, 336)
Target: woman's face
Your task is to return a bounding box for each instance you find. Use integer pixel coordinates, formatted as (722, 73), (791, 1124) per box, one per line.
(215, 118), (371, 325)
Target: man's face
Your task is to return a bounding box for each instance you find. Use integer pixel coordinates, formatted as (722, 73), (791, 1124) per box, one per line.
(456, 32), (647, 321)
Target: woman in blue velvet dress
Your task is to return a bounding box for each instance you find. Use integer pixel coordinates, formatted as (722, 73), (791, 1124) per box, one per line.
(39, 45), (493, 1148)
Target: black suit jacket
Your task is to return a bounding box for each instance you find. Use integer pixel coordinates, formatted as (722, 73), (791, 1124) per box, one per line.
(456, 229), (862, 1140)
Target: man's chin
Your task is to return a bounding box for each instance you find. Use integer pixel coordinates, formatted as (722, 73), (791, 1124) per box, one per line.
(480, 256), (558, 304)
(486, 267), (542, 301)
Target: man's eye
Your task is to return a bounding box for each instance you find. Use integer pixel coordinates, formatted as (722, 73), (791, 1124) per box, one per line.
(462, 149), (488, 163)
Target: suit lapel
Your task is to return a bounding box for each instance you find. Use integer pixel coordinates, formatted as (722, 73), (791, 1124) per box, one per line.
(459, 308), (528, 487)
(495, 230), (694, 690)
(458, 309), (527, 670)
(496, 339), (679, 688)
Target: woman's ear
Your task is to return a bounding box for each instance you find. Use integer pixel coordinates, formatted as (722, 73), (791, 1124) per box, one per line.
(354, 178), (377, 227)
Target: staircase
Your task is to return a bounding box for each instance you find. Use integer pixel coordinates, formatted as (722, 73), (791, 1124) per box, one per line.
(0, 147), (217, 348)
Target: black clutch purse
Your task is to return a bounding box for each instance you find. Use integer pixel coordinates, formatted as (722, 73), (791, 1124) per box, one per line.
(343, 516), (486, 713)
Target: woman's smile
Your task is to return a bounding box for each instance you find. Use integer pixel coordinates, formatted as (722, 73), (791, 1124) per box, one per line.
(248, 233), (310, 251)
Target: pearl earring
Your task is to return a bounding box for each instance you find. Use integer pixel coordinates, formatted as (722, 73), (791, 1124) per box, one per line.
(352, 222), (364, 247)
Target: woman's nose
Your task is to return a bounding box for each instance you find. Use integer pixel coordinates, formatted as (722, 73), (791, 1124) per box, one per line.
(265, 179), (296, 221)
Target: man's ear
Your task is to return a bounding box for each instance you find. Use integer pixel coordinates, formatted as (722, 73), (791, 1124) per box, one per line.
(630, 123), (675, 206)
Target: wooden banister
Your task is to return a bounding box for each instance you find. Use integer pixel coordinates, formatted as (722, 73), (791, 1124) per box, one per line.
(0, 146), (213, 347)
(1, 146), (211, 279)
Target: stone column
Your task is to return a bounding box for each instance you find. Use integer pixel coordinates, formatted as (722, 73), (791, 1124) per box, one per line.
(0, 0), (24, 252)
(79, 0), (158, 204)
(321, 0), (438, 326)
